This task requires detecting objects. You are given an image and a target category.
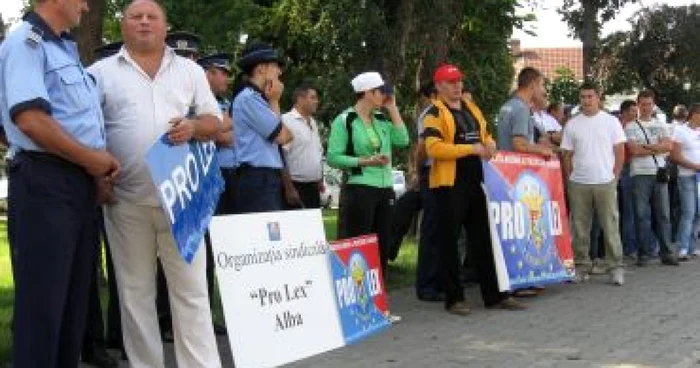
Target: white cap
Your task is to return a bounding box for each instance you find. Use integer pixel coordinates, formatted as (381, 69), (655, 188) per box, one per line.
(351, 72), (384, 93)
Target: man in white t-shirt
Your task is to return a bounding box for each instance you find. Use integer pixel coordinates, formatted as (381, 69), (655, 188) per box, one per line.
(670, 104), (700, 259)
(561, 83), (626, 285)
(624, 90), (679, 266)
(281, 85), (324, 208)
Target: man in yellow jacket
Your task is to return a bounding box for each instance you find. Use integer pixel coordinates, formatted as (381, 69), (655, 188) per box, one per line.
(423, 64), (526, 315)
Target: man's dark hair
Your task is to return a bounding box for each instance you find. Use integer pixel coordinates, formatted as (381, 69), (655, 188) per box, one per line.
(293, 85), (317, 103)
(688, 103), (700, 120)
(546, 102), (563, 115)
(579, 81), (599, 94)
(517, 67), (543, 89)
(419, 82), (436, 98)
(637, 89), (655, 101)
(620, 100), (637, 114)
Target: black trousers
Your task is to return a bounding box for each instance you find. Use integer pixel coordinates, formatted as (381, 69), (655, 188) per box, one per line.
(389, 189), (422, 260)
(82, 243), (104, 353)
(10, 152), (97, 367)
(434, 180), (507, 309)
(416, 167), (442, 296)
(339, 184), (394, 271)
(292, 180), (321, 209)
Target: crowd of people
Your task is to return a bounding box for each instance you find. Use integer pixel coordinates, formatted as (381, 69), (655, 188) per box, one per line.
(1, 0), (700, 368)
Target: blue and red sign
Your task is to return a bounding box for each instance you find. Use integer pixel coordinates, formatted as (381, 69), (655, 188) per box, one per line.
(330, 235), (390, 345)
(483, 152), (574, 289)
(146, 135), (224, 264)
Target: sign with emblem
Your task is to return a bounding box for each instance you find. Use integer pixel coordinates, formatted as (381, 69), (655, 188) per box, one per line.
(146, 135), (224, 263)
(209, 210), (391, 368)
(329, 235), (390, 345)
(482, 152), (575, 291)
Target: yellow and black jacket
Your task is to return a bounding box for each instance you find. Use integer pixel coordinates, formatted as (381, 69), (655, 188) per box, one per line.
(422, 98), (495, 189)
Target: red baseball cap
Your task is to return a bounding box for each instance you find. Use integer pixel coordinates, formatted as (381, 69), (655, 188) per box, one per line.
(433, 64), (463, 83)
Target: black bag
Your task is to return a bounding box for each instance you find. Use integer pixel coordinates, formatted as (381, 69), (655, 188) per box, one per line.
(635, 120), (669, 183)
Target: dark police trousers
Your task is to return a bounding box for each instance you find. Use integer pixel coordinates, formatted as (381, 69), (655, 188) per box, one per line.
(339, 184), (394, 271)
(433, 175), (507, 309)
(235, 166), (283, 214)
(9, 152), (97, 367)
(416, 166), (442, 297)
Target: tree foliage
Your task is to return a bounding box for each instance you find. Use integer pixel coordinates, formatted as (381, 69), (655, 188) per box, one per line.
(595, 5), (700, 112)
(558, 0), (637, 77)
(547, 67), (579, 105)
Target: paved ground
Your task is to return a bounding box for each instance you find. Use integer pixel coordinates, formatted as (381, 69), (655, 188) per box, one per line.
(92, 260), (700, 367)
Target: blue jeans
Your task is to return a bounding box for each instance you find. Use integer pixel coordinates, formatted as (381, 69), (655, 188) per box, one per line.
(619, 165), (637, 255)
(676, 175), (699, 255)
(632, 175), (675, 257)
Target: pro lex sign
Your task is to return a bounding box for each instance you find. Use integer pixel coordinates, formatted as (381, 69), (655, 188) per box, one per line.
(146, 135), (224, 263)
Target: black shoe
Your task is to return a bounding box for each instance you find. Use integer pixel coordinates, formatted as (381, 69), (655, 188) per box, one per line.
(417, 291), (445, 302)
(213, 323), (228, 335)
(661, 255), (680, 266)
(83, 346), (119, 368)
(636, 255), (649, 267)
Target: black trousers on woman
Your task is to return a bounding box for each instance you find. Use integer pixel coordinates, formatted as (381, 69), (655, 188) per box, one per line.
(339, 184), (394, 271)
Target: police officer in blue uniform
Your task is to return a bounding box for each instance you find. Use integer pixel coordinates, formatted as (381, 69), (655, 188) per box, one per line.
(0, 4), (121, 367)
(231, 41), (293, 213)
(198, 52), (235, 335)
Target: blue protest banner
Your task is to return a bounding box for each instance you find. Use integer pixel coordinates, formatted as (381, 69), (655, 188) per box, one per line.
(146, 135), (224, 263)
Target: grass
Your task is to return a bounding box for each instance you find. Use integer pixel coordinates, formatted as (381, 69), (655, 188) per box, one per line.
(0, 211), (418, 364)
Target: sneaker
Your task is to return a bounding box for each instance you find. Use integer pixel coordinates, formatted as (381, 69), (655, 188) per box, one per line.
(388, 314), (403, 323)
(609, 268), (625, 286)
(572, 269), (590, 283)
(636, 255), (649, 267)
(590, 259), (607, 275)
(447, 301), (471, 316)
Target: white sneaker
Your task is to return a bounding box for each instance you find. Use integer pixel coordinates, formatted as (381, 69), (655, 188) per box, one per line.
(572, 269), (590, 283)
(609, 268), (624, 286)
(388, 314), (402, 324)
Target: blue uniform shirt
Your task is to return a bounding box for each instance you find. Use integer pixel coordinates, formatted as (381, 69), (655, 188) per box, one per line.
(231, 84), (283, 169)
(0, 12), (105, 152)
(216, 98), (238, 168)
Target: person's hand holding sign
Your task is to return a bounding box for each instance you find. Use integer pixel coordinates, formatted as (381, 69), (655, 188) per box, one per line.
(168, 117), (196, 145)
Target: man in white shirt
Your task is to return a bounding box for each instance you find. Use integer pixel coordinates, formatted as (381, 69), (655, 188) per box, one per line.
(624, 90), (679, 266)
(281, 85), (324, 208)
(89, 1), (222, 366)
(561, 82), (627, 285)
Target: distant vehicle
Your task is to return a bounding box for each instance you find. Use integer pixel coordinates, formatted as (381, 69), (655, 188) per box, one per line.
(321, 174), (341, 209)
(392, 170), (406, 199)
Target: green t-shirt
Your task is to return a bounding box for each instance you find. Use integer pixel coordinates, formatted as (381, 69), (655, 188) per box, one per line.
(327, 107), (410, 188)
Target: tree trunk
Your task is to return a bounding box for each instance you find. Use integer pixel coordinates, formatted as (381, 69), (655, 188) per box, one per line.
(73, 0), (105, 66)
(581, 0), (598, 80)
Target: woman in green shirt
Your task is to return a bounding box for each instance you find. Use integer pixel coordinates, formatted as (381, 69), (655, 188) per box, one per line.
(327, 72), (410, 271)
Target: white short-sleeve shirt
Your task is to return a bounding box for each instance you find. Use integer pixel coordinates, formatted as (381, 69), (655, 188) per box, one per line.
(88, 47), (222, 206)
(561, 111), (627, 184)
(281, 108), (324, 182)
(673, 124), (700, 176)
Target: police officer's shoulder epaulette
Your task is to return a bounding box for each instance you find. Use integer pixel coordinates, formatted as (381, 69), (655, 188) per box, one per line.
(425, 105), (440, 118)
(25, 26), (43, 47)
